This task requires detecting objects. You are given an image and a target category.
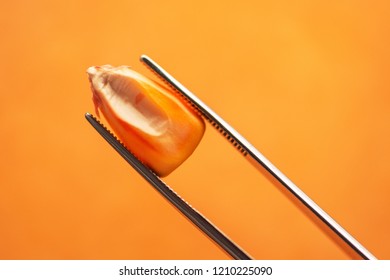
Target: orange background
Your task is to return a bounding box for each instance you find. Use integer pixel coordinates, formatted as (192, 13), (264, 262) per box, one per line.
(1, 1), (389, 259)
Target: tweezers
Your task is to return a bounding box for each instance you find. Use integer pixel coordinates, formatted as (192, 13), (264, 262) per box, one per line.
(85, 55), (376, 260)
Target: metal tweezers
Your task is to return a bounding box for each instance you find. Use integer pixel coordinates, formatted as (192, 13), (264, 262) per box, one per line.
(85, 55), (376, 260)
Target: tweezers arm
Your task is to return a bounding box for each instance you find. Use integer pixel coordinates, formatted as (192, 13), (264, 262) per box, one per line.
(85, 113), (252, 260)
(140, 55), (377, 260)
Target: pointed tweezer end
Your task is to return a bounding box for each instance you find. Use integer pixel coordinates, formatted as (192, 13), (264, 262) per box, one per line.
(84, 111), (252, 260)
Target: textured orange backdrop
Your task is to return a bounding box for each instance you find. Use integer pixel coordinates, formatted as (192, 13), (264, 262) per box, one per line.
(1, 1), (389, 259)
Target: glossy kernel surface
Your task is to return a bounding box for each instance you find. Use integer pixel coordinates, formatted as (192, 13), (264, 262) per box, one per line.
(87, 65), (205, 177)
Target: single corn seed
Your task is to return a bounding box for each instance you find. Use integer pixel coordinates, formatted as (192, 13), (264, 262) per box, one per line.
(87, 65), (205, 177)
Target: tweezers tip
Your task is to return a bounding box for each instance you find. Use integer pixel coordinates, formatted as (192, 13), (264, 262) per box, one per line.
(85, 112), (92, 120)
(140, 54), (150, 63)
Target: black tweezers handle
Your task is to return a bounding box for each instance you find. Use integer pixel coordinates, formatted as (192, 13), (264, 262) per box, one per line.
(85, 113), (252, 260)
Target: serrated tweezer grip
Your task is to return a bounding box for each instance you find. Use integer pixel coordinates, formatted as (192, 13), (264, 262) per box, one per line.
(139, 55), (376, 260)
(85, 113), (252, 260)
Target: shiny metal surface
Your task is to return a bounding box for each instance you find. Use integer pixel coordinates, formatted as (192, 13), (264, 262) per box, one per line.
(85, 113), (252, 260)
(140, 55), (376, 260)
